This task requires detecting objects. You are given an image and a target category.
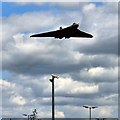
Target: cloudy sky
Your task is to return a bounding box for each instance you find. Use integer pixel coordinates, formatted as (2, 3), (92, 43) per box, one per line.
(1, 1), (118, 118)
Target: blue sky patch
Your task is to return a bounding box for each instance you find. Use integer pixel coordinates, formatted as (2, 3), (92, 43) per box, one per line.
(2, 70), (11, 80)
(2, 2), (60, 16)
(2, 2), (105, 17)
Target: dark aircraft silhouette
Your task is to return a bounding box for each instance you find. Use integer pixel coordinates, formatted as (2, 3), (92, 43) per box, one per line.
(30, 23), (93, 39)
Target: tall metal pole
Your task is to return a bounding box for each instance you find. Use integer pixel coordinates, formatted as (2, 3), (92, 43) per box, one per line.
(49, 75), (58, 120)
(89, 107), (91, 120)
(52, 78), (54, 120)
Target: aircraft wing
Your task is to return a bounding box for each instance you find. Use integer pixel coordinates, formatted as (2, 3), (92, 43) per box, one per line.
(30, 28), (71, 39)
(70, 29), (93, 38)
(30, 27), (93, 39)
(30, 30), (57, 37)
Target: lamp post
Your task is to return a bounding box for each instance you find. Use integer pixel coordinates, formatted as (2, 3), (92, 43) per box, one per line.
(49, 74), (59, 120)
(23, 109), (38, 120)
(83, 105), (97, 120)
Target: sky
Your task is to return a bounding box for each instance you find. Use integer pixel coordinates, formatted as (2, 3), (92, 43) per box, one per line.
(1, 1), (119, 119)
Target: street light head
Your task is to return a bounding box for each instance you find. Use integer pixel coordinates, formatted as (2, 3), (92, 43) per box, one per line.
(23, 114), (27, 116)
(83, 105), (89, 108)
(92, 106), (97, 109)
(83, 105), (98, 109)
(51, 74), (59, 79)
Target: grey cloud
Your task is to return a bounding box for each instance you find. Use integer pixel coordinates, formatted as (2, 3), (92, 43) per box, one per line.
(76, 36), (118, 55)
(99, 82), (118, 95)
(3, 72), (117, 107)
(78, 3), (118, 55)
(2, 39), (117, 75)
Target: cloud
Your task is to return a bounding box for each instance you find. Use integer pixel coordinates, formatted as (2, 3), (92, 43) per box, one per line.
(1, 2), (118, 118)
(2, 11), (58, 34)
(0, 79), (15, 88)
(10, 95), (26, 106)
(55, 111), (65, 118)
(2, 34), (118, 75)
(55, 77), (99, 96)
(98, 106), (116, 117)
(83, 3), (96, 11)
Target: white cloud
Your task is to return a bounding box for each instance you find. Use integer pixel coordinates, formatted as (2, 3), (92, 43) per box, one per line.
(77, 66), (118, 84)
(98, 106), (114, 117)
(88, 67), (118, 79)
(0, 79), (15, 89)
(11, 95), (26, 106)
(55, 111), (65, 118)
(2, 12), (57, 33)
(88, 67), (105, 77)
(55, 77), (99, 95)
(83, 3), (96, 12)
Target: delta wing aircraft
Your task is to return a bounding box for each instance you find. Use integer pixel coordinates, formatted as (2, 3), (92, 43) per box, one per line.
(30, 23), (93, 39)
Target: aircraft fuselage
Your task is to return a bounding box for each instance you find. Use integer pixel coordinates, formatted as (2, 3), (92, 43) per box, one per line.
(30, 23), (93, 39)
